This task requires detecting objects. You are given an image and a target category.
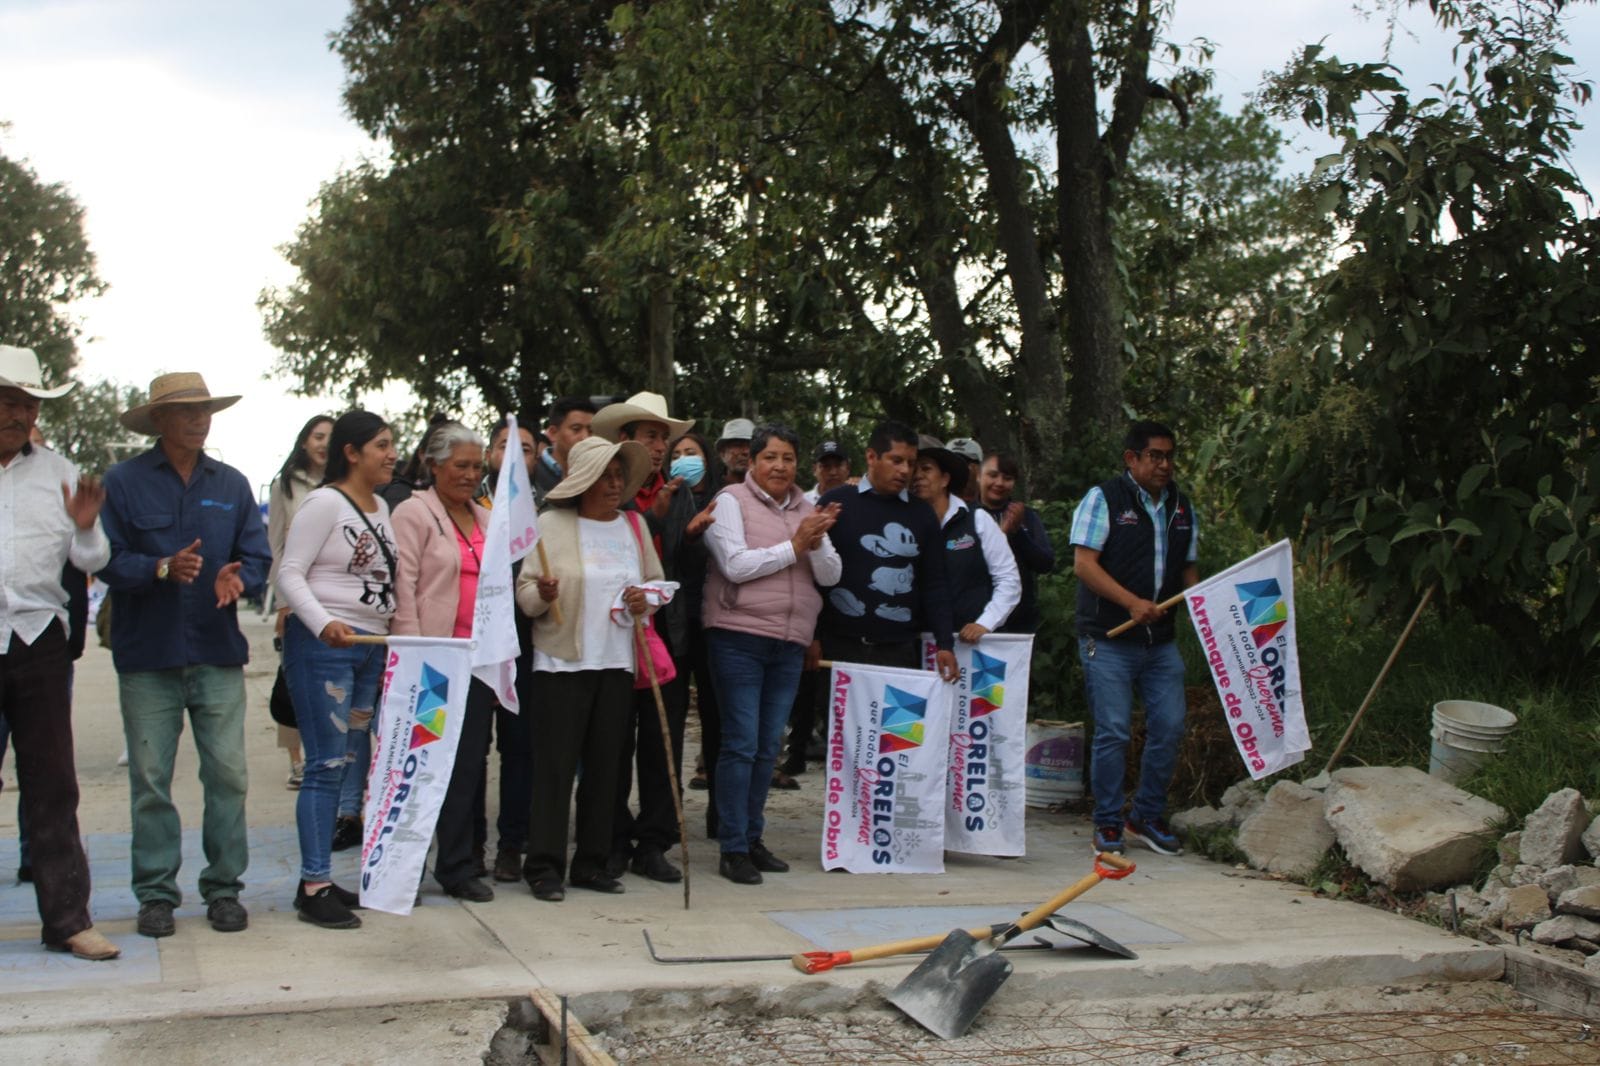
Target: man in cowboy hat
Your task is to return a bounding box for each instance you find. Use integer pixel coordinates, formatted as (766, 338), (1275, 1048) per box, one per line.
(0, 344), (120, 961)
(589, 390), (702, 884)
(98, 372), (272, 938)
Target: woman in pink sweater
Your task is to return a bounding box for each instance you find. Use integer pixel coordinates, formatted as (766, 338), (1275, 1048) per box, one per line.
(390, 423), (495, 903)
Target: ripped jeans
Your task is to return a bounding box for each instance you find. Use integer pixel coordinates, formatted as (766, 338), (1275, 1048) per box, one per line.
(283, 615), (385, 882)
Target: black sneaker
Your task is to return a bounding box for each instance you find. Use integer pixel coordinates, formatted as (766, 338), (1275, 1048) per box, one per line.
(16, 864), (33, 883)
(137, 900), (176, 938)
(206, 896), (248, 933)
(1092, 824), (1126, 855)
(330, 816), (362, 852)
(719, 853), (763, 885)
(529, 876), (565, 902)
(603, 848), (629, 880)
(443, 877), (495, 902)
(749, 841), (790, 873)
(1126, 815), (1183, 856)
(329, 882), (364, 910)
(296, 883), (362, 929)
(492, 849), (522, 884)
(631, 848), (683, 883)
(569, 873), (625, 894)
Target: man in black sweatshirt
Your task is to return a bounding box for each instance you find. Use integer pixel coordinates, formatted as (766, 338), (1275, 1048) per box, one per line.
(815, 421), (958, 682)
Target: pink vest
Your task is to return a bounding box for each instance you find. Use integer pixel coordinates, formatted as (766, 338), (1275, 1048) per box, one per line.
(703, 479), (823, 647)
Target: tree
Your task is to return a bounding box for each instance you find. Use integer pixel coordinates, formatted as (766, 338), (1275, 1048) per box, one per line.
(1226, 0), (1599, 659)
(37, 379), (147, 476)
(0, 134), (106, 379)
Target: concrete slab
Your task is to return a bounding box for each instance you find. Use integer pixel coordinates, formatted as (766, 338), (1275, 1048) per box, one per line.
(0, 616), (1506, 1038)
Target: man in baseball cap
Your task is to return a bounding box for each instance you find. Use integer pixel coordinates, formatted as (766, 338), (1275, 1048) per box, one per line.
(945, 437), (983, 504)
(716, 418), (755, 487)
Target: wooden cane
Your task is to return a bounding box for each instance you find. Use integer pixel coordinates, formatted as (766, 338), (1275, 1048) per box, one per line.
(634, 614), (690, 910)
(1104, 592), (1188, 639)
(536, 541), (565, 626)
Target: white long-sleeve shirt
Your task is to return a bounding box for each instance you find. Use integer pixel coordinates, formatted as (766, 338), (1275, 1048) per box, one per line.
(0, 445), (111, 647)
(940, 497), (1021, 633)
(704, 481), (843, 587)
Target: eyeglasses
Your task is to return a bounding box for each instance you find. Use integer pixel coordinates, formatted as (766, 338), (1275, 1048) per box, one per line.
(1139, 449), (1175, 465)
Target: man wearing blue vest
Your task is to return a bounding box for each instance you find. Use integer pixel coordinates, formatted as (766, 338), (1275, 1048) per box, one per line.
(1070, 421), (1198, 856)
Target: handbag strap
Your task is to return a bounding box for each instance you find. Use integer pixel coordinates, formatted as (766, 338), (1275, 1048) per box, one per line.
(329, 486), (398, 581)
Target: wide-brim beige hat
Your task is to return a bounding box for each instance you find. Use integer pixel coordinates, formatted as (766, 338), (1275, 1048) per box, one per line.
(546, 438), (653, 502)
(0, 345), (75, 399)
(590, 390), (694, 441)
(120, 372), (241, 435)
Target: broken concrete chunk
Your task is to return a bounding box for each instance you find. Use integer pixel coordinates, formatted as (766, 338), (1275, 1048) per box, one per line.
(1220, 780), (1265, 817)
(1583, 814), (1600, 861)
(1501, 884), (1553, 930)
(1324, 767), (1505, 892)
(1537, 864), (1585, 897)
(1511, 864), (1543, 888)
(1519, 788), (1589, 868)
(1556, 884), (1600, 919)
(1530, 913), (1600, 946)
(1587, 952), (1600, 975)
(1237, 781), (1335, 878)
(1171, 805), (1234, 834)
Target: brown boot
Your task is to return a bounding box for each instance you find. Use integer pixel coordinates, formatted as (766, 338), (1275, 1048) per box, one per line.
(51, 926), (121, 961)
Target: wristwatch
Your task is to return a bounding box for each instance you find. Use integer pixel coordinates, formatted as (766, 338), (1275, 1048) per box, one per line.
(156, 558), (170, 581)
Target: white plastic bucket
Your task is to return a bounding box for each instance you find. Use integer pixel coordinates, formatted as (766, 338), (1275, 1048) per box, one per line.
(1428, 700), (1518, 784)
(1025, 720), (1084, 808)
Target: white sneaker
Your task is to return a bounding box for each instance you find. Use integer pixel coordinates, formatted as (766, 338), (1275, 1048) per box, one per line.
(287, 761), (304, 790)
(116, 748), (129, 767)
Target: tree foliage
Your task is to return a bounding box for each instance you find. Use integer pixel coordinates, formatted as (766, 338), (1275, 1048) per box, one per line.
(0, 134), (106, 379)
(37, 379), (147, 477)
(1224, 0), (1599, 660)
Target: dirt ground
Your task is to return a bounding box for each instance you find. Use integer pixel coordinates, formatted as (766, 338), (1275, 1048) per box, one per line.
(590, 982), (1599, 1065)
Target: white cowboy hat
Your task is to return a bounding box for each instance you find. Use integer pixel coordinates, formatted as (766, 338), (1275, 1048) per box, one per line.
(590, 390), (694, 441)
(120, 372), (242, 436)
(545, 437), (653, 502)
(716, 417), (756, 447)
(0, 345), (75, 399)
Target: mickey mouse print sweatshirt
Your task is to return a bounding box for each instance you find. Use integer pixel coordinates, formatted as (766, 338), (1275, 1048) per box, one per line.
(816, 481), (954, 650)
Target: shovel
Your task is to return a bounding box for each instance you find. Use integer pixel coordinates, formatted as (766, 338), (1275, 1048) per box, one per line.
(886, 853), (1135, 1039)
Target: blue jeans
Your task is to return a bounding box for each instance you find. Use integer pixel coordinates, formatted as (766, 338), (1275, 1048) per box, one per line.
(283, 616), (384, 882)
(119, 664), (249, 904)
(1080, 636), (1186, 827)
(706, 629), (805, 855)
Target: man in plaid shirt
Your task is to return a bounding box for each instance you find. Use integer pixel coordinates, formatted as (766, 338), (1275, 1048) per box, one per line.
(1070, 421), (1198, 857)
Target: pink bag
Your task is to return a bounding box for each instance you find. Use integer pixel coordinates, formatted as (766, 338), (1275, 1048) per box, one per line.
(624, 511), (677, 690)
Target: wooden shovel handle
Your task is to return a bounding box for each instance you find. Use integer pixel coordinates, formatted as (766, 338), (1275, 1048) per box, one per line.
(791, 853), (1134, 974)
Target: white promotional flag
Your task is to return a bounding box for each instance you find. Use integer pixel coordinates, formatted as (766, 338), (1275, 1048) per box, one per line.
(921, 633), (1032, 857)
(471, 414), (541, 711)
(360, 636), (474, 914)
(819, 661), (954, 874)
(1184, 539), (1311, 780)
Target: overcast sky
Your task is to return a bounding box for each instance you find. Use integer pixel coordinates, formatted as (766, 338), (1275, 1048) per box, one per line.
(1, 0), (1595, 491)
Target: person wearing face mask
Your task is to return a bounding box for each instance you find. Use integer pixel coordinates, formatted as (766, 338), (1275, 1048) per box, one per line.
(590, 393), (709, 884)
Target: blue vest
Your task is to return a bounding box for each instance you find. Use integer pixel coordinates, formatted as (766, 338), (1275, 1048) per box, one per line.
(1075, 474), (1193, 643)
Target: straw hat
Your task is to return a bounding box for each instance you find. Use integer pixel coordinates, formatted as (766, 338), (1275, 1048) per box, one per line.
(120, 372), (241, 435)
(590, 390), (694, 441)
(546, 438), (653, 502)
(916, 434), (969, 497)
(0, 345), (75, 399)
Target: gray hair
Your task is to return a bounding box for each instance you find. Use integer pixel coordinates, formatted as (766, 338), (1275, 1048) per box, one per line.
(423, 422), (485, 464)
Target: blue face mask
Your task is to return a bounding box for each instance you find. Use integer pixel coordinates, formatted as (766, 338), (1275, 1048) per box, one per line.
(670, 454), (706, 487)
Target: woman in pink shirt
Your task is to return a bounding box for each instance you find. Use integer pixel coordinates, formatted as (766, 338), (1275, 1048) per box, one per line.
(391, 423), (495, 903)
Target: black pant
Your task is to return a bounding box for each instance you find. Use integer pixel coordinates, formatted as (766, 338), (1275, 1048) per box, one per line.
(784, 666), (824, 771)
(818, 632), (922, 671)
(685, 624), (721, 830)
(614, 670), (690, 857)
(432, 679), (494, 888)
(525, 669), (631, 882)
(0, 623), (92, 946)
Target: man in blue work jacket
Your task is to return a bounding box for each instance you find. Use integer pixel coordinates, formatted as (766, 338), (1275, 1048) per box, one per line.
(99, 373), (271, 939)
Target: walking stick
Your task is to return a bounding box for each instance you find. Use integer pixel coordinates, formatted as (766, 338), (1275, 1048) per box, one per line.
(634, 614), (691, 910)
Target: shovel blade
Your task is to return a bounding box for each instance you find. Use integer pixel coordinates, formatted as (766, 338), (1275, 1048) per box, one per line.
(1041, 915), (1139, 960)
(885, 928), (1014, 1040)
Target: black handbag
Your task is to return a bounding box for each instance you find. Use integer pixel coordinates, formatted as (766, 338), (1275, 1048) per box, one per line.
(269, 665), (298, 728)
